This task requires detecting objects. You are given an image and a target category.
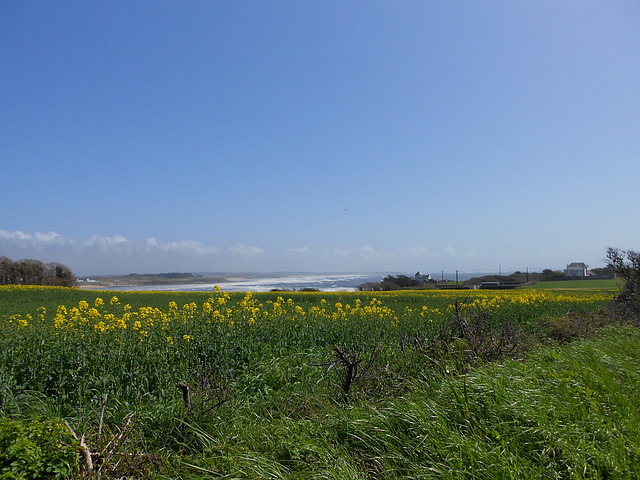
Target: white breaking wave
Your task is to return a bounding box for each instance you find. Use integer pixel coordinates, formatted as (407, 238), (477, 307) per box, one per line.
(106, 273), (387, 293)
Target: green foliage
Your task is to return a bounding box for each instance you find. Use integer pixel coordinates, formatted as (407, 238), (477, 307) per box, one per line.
(0, 287), (615, 418)
(540, 268), (567, 281)
(177, 327), (640, 479)
(530, 278), (622, 289)
(1, 285), (637, 478)
(359, 274), (423, 291)
(0, 417), (78, 479)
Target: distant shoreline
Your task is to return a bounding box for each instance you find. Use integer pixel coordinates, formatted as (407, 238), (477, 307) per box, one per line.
(77, 273), (229, 289)
(76, 272), (390, 293)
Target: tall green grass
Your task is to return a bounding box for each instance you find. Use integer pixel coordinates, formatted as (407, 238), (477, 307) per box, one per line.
(1, 286), (636, 478)
(170, 327), (640, 479)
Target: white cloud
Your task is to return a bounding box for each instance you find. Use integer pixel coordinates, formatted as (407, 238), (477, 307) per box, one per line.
(0, 230), (32, 241)
(34, 231), (74, 246)
(85, 234), (130, 251)
(145, 237), (160, 248)
(81, 235), (220, 257)
(442, 245), (458, 257)
(405, 246), (430, 256)
(0, 229), (73, 248)
(358, 246), (377, 257)
(230, 243), (265, 257)
(146, 237), (219, 255)
(0, 229), (520, 274)
(0, 230), (225, 274)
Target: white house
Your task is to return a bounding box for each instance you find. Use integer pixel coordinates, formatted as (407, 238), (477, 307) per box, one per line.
(564, 262), (590, 278)
(414, 271), (432, 282)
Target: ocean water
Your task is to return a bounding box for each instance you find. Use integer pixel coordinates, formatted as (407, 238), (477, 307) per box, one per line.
(107, 273), (389, 293)
(103, 271), (497, 293)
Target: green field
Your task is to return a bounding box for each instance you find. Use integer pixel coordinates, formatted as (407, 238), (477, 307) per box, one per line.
(1, 285), (638, 479)
(529, 278), (623, 289)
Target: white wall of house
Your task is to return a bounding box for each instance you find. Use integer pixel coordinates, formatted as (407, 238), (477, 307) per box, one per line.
(564, 263), (590, 277)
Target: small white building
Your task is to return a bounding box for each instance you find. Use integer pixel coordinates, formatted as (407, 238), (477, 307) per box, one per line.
(415, 271), (432, 282)
(564, 262), (590, 278)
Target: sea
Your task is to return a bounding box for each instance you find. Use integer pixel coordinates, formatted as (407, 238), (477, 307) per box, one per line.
(100, 271), (490, 293)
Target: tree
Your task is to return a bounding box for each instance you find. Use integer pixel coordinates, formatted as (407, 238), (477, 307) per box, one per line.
(540, 269), (566, 281)
(590, 265), (615, 277)
(0, 256), (18, 284)
(44, 262), (77, 287)
(17, 259), (45, 285)
(606, 247), (640, 300)
(0, 257), (76, 286)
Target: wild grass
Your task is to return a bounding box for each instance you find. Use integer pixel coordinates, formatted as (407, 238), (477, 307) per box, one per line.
(168, 327), (640, 479)
(529, 278), (623, 290)
(1, 285), (637, 478)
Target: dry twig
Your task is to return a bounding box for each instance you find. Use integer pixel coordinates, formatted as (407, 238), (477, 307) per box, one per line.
(64, 420), (93, 472)
(98, 393), (108, 435)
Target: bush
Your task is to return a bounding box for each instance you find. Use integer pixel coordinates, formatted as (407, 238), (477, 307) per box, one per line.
(0, 417), (78, 479)
(607, 247), (640, 301)
(358, 275), (421, 291)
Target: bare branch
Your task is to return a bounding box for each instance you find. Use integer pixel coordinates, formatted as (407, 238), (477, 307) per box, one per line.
(177, 381), (192, 410)
(98, 393), (108, 436)
(64, 421), (93, 472)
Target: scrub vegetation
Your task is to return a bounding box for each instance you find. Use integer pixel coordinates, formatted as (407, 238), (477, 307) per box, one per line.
(0, 248), (639, 478)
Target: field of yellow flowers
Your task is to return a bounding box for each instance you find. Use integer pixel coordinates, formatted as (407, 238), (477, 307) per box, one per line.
(0, 285), (622, 477)
(1, 285), (613, 407)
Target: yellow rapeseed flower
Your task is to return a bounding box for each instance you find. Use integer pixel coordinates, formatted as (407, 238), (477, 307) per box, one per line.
(93, 321), (108, 334)
(54, 314), (65, 329)
(18, 315), (30, 328)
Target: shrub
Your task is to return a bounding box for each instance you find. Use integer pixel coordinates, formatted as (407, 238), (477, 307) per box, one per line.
(607, 247), (640, 301)
(0, 417), (79, 479)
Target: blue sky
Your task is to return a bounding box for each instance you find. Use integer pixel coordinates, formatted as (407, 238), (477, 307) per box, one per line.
(1, 1), (639, 276)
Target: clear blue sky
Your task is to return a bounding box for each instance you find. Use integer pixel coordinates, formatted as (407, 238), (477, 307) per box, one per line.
(2, 1), (639, 275)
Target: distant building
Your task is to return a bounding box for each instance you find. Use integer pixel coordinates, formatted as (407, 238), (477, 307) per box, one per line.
(414, 271), (432, 282)
(564, 262), (590, 278)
